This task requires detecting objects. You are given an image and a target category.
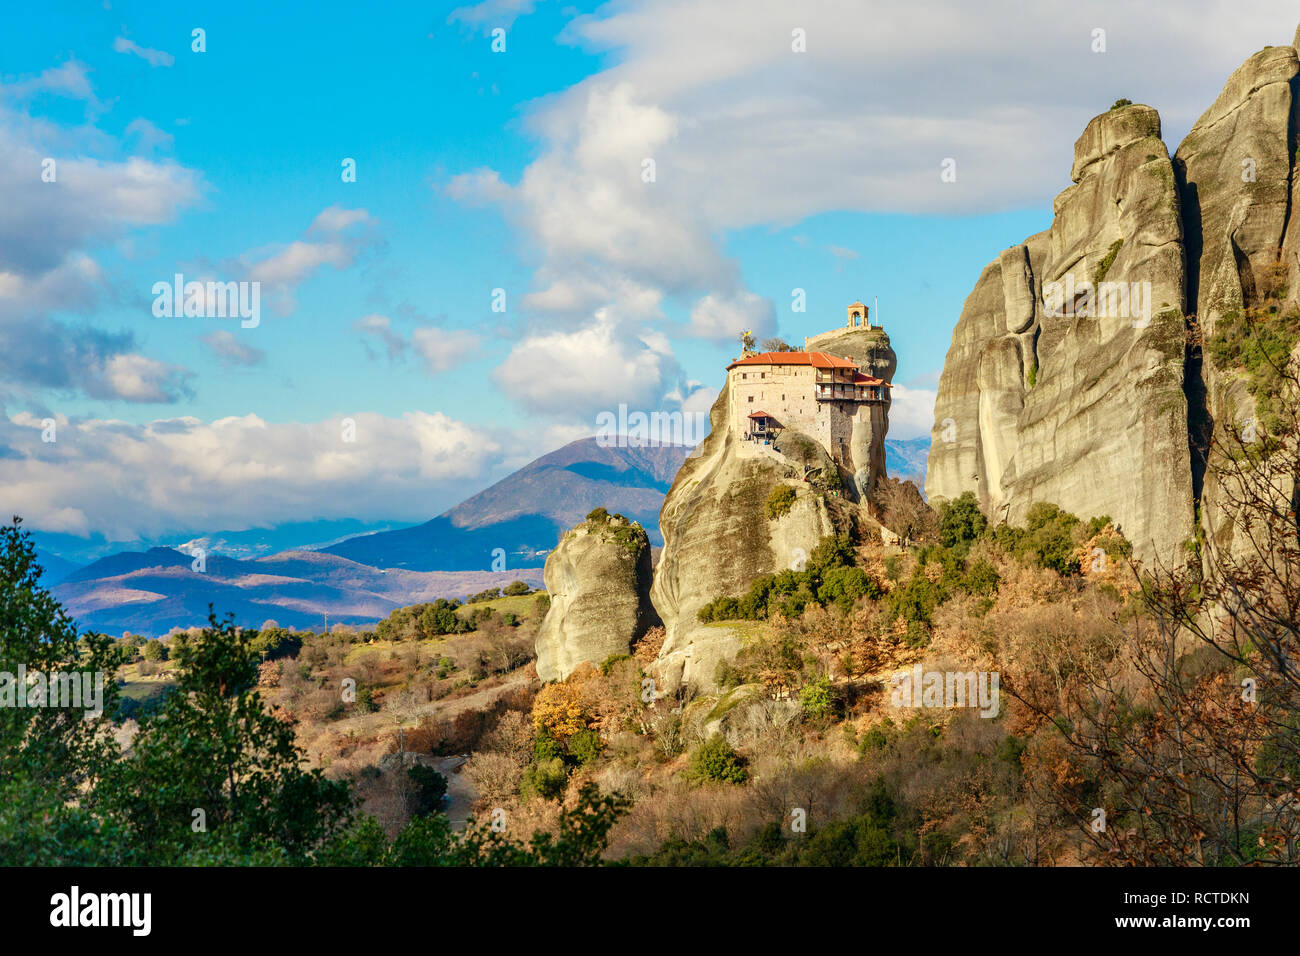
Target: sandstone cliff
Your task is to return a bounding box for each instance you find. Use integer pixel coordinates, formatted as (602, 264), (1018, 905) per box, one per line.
(928, 24), (1300, 568)
(534, 512), (658, 682)
(648, 387), (867, 694)
(1174, 39), (1300, 559)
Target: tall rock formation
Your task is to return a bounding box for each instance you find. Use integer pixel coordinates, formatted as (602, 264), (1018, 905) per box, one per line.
(1173, 40), (1300, 558)
(648, 388), (867, 694)
(928, 25), (1300, 567)
(928, 103), (1195, 566)
(534, 512), (658, 682)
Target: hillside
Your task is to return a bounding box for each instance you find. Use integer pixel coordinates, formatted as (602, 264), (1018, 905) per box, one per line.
(323, 437), (690, 571)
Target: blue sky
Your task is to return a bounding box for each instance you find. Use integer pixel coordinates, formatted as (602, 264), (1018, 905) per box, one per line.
(2, 0), (1297, 558)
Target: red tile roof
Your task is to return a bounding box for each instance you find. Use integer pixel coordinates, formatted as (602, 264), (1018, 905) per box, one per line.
(747, 411), (773, 419)
(852, 371), (893, 387)
(727, 350), (858, 371)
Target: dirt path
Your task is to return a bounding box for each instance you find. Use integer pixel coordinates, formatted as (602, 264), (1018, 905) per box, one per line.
(435, 755), (477, 831)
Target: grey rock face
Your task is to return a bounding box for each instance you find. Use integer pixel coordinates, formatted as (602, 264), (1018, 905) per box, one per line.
(928, 26), (1300, 571)
(534, 514), (657, 682)
(928, 105), (1195, 566)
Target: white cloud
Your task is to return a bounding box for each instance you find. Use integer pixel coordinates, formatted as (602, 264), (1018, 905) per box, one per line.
(445, 168), (511, 205)
(887, 384), (938, 440)
(354, 314), (480, 375)
(240, 207), (374, 315)
(201, 330), (265, 368)
(493, 313), (673, 417)
(112, 37), (175, 68)
(0, 73), (201, 403)
(688, 291), (776, 343)
(410, 327), (481, 375)
(0, 411), (507, 540)
(448, 0), (540, 30)
(99, 355), (190, 403)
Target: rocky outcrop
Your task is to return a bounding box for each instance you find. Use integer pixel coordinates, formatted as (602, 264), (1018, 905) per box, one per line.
(534, 513), (658, 682)
(649, 388), (864, 695)
(928, 104), (1195, 566)
(1174, 41), (1300, 558)
(929, 25), (1300, 570)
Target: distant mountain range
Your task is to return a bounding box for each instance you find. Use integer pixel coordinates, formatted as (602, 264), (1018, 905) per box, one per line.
(322, 438), (690, 572)
(884, 436), (931, 484)
(36, 435), (925, 636)
(54, 547), (544, 637)
(38, 437), (690, 636)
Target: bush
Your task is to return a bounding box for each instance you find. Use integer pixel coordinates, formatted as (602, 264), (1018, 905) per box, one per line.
(938, 492), (986, 549)
(766, 484), (797, 519)
(567, 729), (602, 766)
(407, 764), (448, 817)
(141, 641), (167, 662)
(586, 507), (610, 523)
(1020, 502), (1081, 576)
(248, 627), (301, 661)
(521, 757), (568, 801)
(688, 735), (748, 785)
(503, 580), (531, 596)
(962, 559), (1000, 596)
(799, 677), (842, 721)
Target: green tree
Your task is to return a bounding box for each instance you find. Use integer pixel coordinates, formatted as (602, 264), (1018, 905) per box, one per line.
(938, 492), (986, 549)
(407, 764), (448, 817)
(105, 611), (353, 864)
(503, 580), (531, 596)
(0, 518), (124, 864)
(688, 734), (748, 785)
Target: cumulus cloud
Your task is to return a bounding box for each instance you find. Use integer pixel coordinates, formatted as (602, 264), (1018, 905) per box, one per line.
(887, 383), (938, 440)
(0, 70), (201, 403)
(201, 330), (265, 368)
(493, 312), (675, 418)
(688, 291), (776, 343)
(240, 206), (375, 315)
(0, 410), (506, 540)
(112, 37), (175, 67)
(354, 314), (480, 375)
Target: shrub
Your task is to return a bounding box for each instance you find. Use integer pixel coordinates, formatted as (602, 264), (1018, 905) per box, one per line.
(766, 484), (797, 519)
(688, 734), (748, 785)
(141, 641), (167, 662)
(799, 677), (842, 721)
(520, 757), (568, 801)
(503, 580), (531, 596)
(938, 492), (986, 549)
(567, 729), (603, 767)
(1020, 501), (1081, 575)
(962, 559), (1000, 596)
(817, 565), (881, 611)
(407, 764), (448, 817)
(586, 507), (610, 523)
